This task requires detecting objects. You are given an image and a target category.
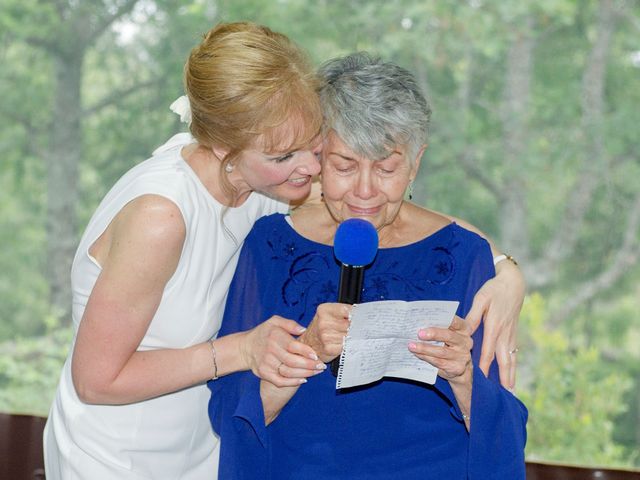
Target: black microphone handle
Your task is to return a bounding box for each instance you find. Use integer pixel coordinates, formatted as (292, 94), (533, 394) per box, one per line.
(330, 265), (364, 376)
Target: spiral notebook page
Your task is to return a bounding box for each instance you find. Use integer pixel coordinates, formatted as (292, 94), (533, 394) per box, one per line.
(336, 300), (459, 389)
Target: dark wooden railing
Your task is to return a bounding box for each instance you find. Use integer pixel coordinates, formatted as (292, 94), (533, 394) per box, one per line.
(2, 412), (639, 479)
(0, 413), (46, 480)
(526, 461), (640, 479)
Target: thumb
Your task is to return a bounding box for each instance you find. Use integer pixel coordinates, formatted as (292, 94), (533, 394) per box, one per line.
(448, 315), (467, 332)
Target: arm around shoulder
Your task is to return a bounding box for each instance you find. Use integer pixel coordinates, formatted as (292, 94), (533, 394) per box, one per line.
(433, 208), (526, 388)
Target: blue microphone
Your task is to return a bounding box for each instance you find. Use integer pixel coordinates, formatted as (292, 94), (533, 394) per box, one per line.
(331, 218), (379, 376)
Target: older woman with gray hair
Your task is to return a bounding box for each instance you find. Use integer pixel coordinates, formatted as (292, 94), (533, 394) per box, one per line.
(208, 52), (527, 479)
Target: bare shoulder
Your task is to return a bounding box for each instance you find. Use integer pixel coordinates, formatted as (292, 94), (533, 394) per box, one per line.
(116, 194), (185, 241)
(410, 203), (451, 226)
(403, 202), (452, 237)
(418, 205), (496, 249)
(103, 195), (186, 272)
(421, 206), (479, 234)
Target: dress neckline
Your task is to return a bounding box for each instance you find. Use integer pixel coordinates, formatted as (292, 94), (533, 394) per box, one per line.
(281, 214), (457, 252)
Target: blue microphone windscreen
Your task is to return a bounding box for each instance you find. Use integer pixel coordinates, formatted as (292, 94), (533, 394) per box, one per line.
(334, 218), (379, 267)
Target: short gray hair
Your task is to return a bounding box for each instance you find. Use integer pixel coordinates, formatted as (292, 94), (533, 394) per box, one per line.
(318, 52), (432, 164)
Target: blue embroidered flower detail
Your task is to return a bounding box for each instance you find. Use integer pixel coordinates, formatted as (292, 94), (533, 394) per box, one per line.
(361, 244), (456, 300)
(283, 242), (297, 257)
(436, 261), (449, 276)
(279, 252), (334, 320)
(425, 246), (455, 285)
(268, 222), (458, 320)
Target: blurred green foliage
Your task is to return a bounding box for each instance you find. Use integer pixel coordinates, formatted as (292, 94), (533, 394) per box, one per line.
(0, 314), (71, 415)
(520, 294), (635, 466)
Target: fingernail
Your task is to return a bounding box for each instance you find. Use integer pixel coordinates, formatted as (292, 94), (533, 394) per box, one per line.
(408, 342), (417, 351)
(296, 326), (307, 334)
(316, 363), (327, 370)
(308, 352), (318, 361)
(418, 330), (431, 340)
(299, 378), (307, 384)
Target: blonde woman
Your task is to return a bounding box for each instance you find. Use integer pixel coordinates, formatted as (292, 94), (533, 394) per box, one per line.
(44, 23), (326, 480)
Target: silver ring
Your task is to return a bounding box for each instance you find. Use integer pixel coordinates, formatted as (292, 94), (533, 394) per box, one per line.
(509, 348), (519, 355)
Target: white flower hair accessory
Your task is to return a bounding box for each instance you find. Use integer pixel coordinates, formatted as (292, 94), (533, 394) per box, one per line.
(169, 95), (192, 125)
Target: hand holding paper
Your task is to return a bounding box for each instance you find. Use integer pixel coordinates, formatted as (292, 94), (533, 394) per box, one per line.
(335, 300), (459, 389)
(409, 314), (474, 384)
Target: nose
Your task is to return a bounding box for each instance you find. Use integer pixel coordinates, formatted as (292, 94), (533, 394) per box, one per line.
(296, 149), (321, 176)
(354, 168), (376, 200)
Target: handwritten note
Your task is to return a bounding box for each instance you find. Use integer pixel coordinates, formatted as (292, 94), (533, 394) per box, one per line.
(335, 300), (459, 389)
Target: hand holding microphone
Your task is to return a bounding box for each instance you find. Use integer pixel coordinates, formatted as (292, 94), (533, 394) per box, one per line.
(330, 218), (379, 376)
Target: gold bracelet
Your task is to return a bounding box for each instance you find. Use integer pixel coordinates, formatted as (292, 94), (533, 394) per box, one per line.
(493, 254), (518, 266)
(210, 340), (219, 380)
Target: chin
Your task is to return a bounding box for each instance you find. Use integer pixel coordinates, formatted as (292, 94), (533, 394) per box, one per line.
(272, 185), (312, 203)
(339, 214), (379, 228)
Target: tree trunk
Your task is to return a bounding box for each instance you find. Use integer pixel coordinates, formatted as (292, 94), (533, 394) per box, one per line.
(499, 18), (534, 258)
(39, 0), (140, 324)
(527, 0), (615, 289)
(46, 51), (83, 322)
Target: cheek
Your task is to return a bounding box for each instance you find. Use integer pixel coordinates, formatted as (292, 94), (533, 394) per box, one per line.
(258, 164), (294, 185)
(321, 175), (351, 201)
(384, 177), (410, 200)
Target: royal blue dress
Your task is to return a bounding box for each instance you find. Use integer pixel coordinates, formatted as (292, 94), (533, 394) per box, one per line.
(208, 214), (527, 479)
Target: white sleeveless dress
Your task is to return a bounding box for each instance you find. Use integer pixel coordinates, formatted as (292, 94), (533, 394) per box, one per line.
(43, 133), (288, 479)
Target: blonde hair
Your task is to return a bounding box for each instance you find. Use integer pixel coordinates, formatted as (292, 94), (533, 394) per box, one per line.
(184, 22), (323, 197)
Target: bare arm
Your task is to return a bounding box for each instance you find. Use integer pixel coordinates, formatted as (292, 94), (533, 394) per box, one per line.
(72, 195), (321, 405)
(409, 315), (473, 430)
(438, 213), (500, 257)
(465, 259), (524, 389)
(428, 209), (525, 389)
(259, 303), (349, 424)
(260, 381), (301, 425)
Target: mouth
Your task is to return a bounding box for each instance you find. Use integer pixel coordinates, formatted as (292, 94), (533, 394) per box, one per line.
(347, 204), (382, 215)
(287, 176), (311, 187)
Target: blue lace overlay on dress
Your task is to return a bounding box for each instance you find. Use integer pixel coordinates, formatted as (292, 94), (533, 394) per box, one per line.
(207, 213), (528, 480)
(266, 226), (459, 321)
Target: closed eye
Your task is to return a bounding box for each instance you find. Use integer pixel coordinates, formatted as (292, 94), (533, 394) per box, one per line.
(330, 154), (356, 173)
(334, 162), (355, 173)
(375, 156), (402, 175)
(272, 152), (295, 163)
